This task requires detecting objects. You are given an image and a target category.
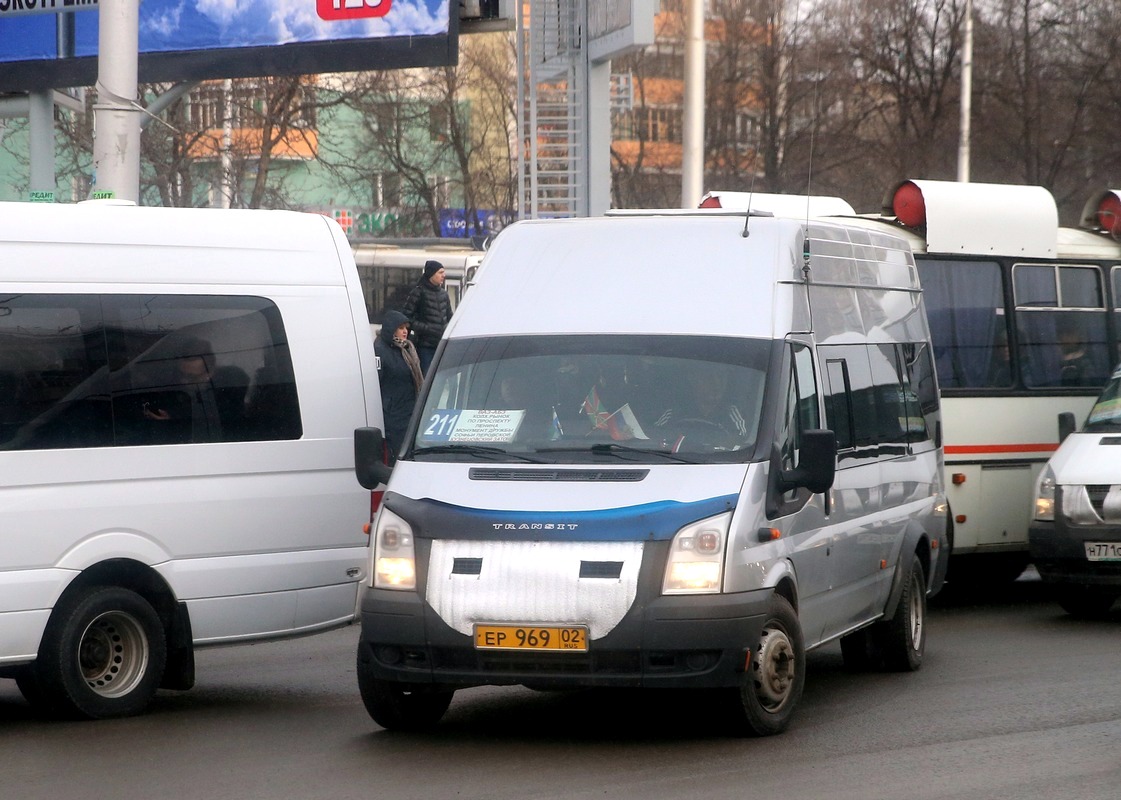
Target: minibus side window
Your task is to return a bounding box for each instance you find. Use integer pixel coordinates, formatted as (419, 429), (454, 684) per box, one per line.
(0, 294), (111, 450)
(779, 343), (819, 474)
(771, 343), (819, 515)
(0, 294), (301, 450)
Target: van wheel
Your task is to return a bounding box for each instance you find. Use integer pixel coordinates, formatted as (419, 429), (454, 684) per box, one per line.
(357, 656), (453, 731)
(879, 554), (926, 672)
(725, 594), (804, 736)
(1055, 585), (1118, 619)
(31, 586), (167, 719)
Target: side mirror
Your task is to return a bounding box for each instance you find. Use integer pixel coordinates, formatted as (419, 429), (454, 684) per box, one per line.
(1058, 412), (1077, 444)
(354, 427), (393, 489)
(779, 429), (837, 495)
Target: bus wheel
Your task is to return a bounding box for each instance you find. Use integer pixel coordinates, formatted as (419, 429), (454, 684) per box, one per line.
(1056, 585), (1119, 619)
(357, 656), (453, 731)
(32, 586), (167, 719)
(878, 554), (926, 672)
(726, 594), (804, 736)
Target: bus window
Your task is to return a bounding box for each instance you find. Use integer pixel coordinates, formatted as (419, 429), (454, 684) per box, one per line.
(1014, 264), (1109, 389)
(915, 260), (1007, 389)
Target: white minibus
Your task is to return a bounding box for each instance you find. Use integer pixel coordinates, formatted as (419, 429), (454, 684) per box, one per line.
(352, 210), (950, 735)
(0, 201), (382, 719)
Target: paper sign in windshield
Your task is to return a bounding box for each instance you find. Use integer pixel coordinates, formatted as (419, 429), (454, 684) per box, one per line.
(422, 409), (525, 443)
(1088, 397), (1121, 425)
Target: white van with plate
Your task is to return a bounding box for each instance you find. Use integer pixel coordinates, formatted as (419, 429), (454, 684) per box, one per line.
(0, 201), (382, 718)
(353, 210), (949, 735)
(1030, 365), (1121, 617)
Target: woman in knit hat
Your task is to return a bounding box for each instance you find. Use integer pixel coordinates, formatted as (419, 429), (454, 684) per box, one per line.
(374, 310), (424, 462)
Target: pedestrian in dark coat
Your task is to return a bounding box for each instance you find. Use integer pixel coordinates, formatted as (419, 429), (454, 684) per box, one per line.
(402, 260), (452, 374)
(374, 309), (424, 462)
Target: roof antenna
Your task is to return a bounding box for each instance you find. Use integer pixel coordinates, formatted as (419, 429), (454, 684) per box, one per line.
(742, 133), (762, 238)
(802, 17), (820, 284)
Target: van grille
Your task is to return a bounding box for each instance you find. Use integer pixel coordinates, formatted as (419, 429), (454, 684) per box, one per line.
(469, 468), (648, 482)
(1087, 485), (1111, 518)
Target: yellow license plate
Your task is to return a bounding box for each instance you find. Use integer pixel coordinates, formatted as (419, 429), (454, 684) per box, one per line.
(474, 624), (588, 652)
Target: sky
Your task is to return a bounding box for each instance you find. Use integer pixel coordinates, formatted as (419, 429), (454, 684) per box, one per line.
(0, 0), (448, 63)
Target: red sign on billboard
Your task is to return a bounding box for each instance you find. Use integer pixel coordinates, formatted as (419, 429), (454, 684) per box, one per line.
(317, 0), (392, 21)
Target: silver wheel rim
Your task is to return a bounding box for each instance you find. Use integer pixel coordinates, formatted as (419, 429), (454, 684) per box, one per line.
(752, 626), (796, 711)
(909, 572), (924, 651)
(78, 611), (150, 698)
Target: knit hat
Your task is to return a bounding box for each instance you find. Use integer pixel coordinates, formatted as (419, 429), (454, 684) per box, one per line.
(423, 260), (444, 279)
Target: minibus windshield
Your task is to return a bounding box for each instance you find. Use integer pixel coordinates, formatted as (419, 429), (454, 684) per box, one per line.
(410, 334), (770, 463)
(1084, 368), (1121, 432)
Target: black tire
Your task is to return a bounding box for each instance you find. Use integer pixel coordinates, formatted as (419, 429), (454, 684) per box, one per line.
(1055, 585), (1119, 619)
(878, 554), (926, 672)
(839, 626), (883, 672)
(725, 594), (804, 736)
(29, 586), (167, 719)
(357, 653), (453, 731)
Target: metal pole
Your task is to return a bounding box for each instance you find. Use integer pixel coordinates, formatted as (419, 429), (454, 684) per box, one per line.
(957, 0), (972, 183)
(681, 0), (705, 207)
(91, 0), (141, 201)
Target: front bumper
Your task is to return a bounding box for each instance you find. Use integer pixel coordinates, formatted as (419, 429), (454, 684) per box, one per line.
(1029, 520), (1121, 586)
(357, 584), (772, 691)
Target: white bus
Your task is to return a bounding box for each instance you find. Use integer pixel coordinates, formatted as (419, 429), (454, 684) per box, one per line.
(350, 240), (484, 336)
(852, 181), (1121, 585)
(701, 182), (1121, 586)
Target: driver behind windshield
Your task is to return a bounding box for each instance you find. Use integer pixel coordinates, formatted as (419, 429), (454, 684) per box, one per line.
(654, 364), (749, 448)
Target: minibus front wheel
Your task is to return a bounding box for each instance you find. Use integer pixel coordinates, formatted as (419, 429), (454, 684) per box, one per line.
(28, 586), (167, 719)
(726, 594), (805, 736)
(357, 655), (454, 731)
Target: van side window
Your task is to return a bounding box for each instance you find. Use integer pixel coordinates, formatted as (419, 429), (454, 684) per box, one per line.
(898, 341), (940, 448)
(0, 294), (301, 450)
(779, 344), (819, 473)
(821, 342), (938, 462)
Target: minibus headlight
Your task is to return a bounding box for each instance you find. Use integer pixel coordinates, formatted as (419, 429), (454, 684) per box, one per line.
(1033, 465), (1056, 522)
(663, 512), (732, 595)
(372, 507), (416, 590)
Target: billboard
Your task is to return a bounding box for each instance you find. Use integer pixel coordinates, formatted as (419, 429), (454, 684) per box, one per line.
(0, 0), (456, 92)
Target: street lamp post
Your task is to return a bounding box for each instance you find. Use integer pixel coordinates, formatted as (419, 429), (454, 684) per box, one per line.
(91, 0), (141, 202)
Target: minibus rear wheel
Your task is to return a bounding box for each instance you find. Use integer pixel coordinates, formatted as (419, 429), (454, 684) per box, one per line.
(726, 594), (805, 736)
(31, 586), (167, 719)
(879, 554), (926, 672)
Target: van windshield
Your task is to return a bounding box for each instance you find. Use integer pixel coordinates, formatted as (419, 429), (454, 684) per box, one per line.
(410, 335), (770, 464)
(1085, 368), (1121, 432)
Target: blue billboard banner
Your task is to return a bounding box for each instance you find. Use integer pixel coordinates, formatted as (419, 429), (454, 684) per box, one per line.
(0, 0), (455, 92)
(439, 208), (513, 238)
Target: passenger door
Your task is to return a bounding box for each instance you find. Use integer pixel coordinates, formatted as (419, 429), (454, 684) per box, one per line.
(819, 344), (887, 638)
(771, 340), (833, 645)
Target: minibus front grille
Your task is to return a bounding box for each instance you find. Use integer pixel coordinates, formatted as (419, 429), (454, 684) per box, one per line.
(579, 561), (624, 579)
(1086, 485), (1112, 518)
(469, 468), (649, 482)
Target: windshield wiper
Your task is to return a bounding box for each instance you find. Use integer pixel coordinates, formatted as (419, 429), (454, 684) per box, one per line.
(411, 444), (545, 463)
(536, 442), (698, 463)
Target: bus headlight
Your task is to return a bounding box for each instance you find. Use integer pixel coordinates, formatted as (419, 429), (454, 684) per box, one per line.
(663, 512), (732, 595)
(372, 507), (416, 590)
(1033, 465), (1056, 522)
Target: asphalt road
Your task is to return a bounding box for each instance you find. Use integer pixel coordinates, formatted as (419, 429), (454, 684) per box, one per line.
(3, 573), (1120, 800)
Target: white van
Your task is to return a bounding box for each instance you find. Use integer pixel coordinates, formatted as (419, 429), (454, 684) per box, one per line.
(1030, 365), (1121, 617)
(0, 201), (382, 718)
(353, 211), (949, 735)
